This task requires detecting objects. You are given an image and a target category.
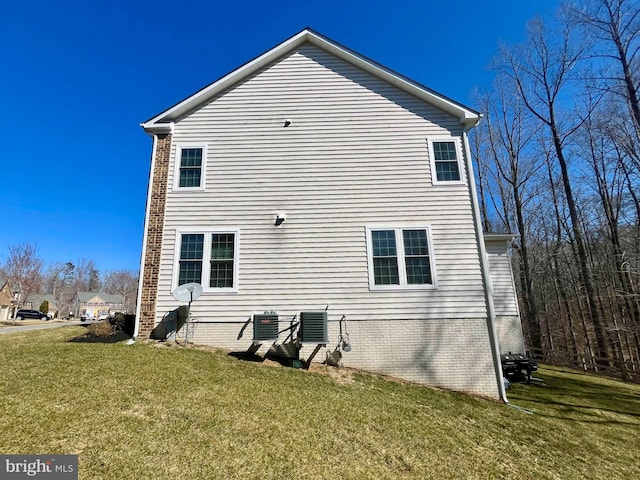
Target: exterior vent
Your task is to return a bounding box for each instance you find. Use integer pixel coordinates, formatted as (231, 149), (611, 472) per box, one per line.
(253, 313), (279, 341)
(300, 311), (328, 343)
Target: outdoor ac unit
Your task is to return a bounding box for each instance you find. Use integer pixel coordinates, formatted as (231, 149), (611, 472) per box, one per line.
(253, 313), (279, 341)
(300, 311), (328, 343)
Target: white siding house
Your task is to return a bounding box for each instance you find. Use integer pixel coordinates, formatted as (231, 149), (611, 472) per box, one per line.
(485, 234), (526, 355)
(136, 29), (522, 400)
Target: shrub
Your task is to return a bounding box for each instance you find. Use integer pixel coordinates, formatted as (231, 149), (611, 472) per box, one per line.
(110, 313), (135, 337)
(88, 320), (114, 337)
(39, 300), (49, 314)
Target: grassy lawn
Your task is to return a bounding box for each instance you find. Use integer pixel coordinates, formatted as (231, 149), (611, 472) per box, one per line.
(0, 327), (638, 479)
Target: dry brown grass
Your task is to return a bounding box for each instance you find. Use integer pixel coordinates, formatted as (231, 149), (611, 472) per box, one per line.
(1, 319), (44, 326)
(0, 319), (66, 327)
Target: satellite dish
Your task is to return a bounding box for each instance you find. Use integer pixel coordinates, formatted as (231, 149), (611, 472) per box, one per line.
(172, 282), (203, 302)
(171, 283), (202, 349)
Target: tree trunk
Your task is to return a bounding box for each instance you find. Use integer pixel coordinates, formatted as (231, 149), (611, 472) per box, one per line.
(549, 120), (610, 362)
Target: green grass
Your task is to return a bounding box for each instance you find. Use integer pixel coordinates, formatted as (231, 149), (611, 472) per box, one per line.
(1, 327), (638, 479)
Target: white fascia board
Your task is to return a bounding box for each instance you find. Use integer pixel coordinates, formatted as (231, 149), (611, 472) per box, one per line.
(141, 29), (481, 132)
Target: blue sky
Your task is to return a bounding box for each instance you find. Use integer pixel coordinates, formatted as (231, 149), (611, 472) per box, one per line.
(0, 0), (558, 273)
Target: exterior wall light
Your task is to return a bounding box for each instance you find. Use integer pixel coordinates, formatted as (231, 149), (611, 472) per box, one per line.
(275, 212), (286, 226)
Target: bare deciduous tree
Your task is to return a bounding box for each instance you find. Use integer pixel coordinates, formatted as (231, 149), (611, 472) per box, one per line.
(72, 259), (100, 293)
(43, 262), (76, 318)
(498, 17), (611, 362)
(1, 243), (44, 317)
(567, 0), (640, 133)
(102, 270), (138, 313)
(477, 78), (544, 351)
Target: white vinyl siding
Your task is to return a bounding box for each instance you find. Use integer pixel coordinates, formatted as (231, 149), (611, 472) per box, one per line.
(157, 44), (484, 324)
(485, 238), (520, 316)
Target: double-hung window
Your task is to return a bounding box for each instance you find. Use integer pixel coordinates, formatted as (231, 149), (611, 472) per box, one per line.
(209, 233), (235, 288)
(366, 226), (436, 290)
(176, 230), (239, 292)
(178, 233), (204, 285)
(428, 138), (464, 184)
(175, 145), (206, 189)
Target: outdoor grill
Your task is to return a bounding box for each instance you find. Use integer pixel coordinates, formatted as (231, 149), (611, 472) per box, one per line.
(501, 352), (538, 383)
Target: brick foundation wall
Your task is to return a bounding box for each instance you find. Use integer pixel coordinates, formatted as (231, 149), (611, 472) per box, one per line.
(138, 133), (172, 338)
(182, 317), (501, 399)
(494, 315), (526, 354)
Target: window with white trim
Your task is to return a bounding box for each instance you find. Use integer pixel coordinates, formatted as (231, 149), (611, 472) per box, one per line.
(175, 145), (205, 189)
(176, 230), (238, 292)
(178, 233), (204, 285)
(428, 138), (464, 184)
(366, 226), (436, 289)
(209, 233), (235, 288)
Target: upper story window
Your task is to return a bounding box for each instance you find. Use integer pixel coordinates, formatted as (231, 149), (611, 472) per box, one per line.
(175, 145), (206, 190)
(176, 229), (239, 292)
(428, 138), (464, 184)
(366, 226), (437, 290)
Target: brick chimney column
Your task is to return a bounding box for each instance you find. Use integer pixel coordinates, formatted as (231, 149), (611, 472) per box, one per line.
(137, 133), (172, 338)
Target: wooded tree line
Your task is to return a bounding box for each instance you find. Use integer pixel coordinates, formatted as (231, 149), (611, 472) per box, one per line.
(472, 0), (640, 378)
(0, 243), (139, 317)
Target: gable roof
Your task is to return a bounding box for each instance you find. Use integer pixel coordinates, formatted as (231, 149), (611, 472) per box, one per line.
(141, 28), (481, 134)
(77, 292), (124, 304)
(25, 294), (58, 310)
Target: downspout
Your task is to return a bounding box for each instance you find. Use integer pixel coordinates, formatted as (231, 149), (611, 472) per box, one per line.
(462, 129), (508, 403)
(134, 132), (159, 339)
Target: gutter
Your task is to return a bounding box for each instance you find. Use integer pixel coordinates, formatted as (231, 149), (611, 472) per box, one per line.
(462, 129), (508, 403)
(140, 122), (173, 136)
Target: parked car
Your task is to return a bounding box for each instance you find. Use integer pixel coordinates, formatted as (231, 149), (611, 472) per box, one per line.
(16, 309), (51, 321)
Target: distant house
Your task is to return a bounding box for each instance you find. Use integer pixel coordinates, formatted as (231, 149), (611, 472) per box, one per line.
(25, 294), (59, 319)
(135, 29), (525, 400)
(0, 281), (14, 321)
(75, 292), (124, 320)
